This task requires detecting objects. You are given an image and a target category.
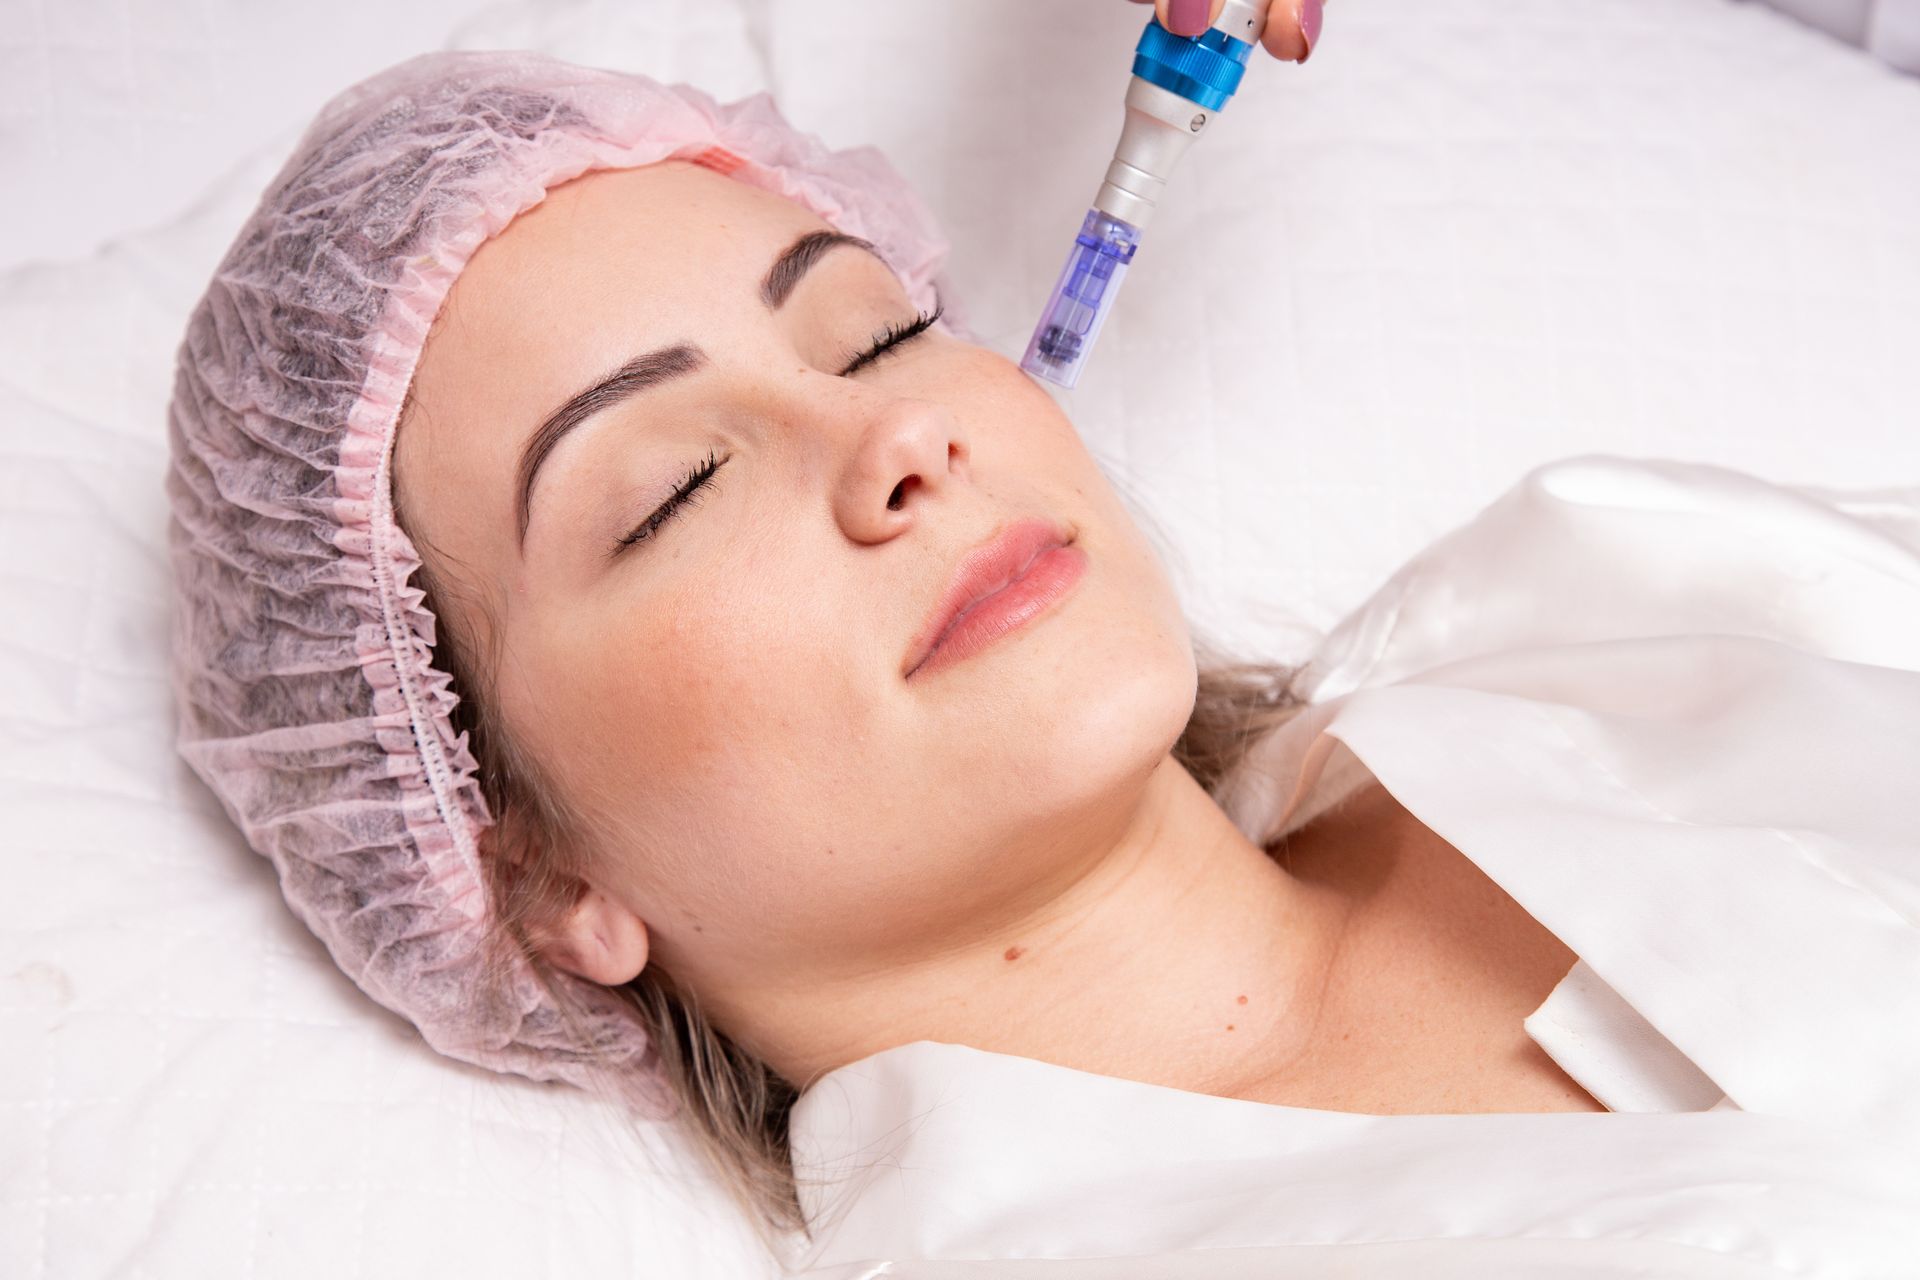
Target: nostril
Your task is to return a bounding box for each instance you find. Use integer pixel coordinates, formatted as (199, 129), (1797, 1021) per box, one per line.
(887, 478), (913, 511)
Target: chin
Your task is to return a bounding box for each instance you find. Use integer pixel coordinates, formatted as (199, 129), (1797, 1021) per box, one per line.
(1088, 631), (1199, 754)
(1007, 618), (1199, 798)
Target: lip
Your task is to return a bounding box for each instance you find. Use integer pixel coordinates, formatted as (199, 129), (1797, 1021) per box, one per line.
(904, 515), (1083, 680)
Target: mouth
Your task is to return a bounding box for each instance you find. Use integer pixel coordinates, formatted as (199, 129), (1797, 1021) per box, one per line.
(903, 515), (1085, 680)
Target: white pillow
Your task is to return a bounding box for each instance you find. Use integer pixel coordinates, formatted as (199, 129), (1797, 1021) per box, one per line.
(3, 0), (1918, 1276)
(0, 0), (510, 273)
(0, 6), (787, 1278)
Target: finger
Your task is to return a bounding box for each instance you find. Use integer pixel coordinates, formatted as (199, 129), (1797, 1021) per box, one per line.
(1154, 0), (1226, 38)
(1260, 0), (1323, 63)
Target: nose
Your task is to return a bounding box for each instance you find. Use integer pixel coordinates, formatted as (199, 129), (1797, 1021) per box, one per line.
(834, 395), (972, 544)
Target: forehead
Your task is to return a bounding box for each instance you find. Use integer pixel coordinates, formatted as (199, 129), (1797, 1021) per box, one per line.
(437, 160), (834, 349)
(395, 159), (879, 584)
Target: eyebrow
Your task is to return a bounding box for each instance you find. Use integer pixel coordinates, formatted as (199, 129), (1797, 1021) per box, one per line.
(761, 230), (884, 308)
(513, 228), (890, 549)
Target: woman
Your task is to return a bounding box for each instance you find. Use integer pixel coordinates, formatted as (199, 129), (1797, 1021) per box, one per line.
(166, 41), (1920, 1277)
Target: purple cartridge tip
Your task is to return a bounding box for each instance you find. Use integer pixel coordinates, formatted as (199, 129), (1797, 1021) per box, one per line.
(1021, 209), (1142, 390)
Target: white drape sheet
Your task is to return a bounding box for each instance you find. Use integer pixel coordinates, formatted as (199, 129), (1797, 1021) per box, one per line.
(781, 455), (1920, 1278)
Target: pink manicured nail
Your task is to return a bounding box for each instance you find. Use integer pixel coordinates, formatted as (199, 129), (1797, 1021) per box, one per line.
(1298, 0), (1324, 61)
(1169, 0), (1208, 36)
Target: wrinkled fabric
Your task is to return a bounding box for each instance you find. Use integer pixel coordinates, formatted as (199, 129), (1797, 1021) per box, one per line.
(164, 50), (961, 1116)
(784, 455), (1920, 1277)
(1752, 0), (1920, 75)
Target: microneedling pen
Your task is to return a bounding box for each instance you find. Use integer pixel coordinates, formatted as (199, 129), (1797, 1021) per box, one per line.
(1021, 0), (1273, 390)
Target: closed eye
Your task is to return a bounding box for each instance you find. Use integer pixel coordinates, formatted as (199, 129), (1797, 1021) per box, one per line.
(610, 299), (946, 560)
(839, 299), (945, 377)
(611, 447), (725, 558)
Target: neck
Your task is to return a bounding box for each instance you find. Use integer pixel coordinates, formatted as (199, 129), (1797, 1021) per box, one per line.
(732, 754), (1357, 1100)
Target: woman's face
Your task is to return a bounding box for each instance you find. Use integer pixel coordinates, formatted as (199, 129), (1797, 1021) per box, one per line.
(395, 160), (1196, 1019)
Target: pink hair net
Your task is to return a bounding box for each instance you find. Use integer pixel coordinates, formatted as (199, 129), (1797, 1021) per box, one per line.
(165, 50), (961, 1116)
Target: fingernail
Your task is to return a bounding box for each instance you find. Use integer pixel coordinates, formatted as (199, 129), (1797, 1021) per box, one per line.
(1169, 0), (1208, 36)
(1298, 0), (1323, 61)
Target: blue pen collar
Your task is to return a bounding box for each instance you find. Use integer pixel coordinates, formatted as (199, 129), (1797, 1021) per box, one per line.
(1132, 20), (1255, 111)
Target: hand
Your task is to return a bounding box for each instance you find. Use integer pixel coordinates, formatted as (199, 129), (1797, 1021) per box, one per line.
(1126, 0), (1324, 63)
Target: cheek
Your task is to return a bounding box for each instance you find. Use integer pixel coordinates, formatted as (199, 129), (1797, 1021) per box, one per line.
(538, 599), (790, 777)
(510, 576), (880, 860)
(959, 351), (1109, 487)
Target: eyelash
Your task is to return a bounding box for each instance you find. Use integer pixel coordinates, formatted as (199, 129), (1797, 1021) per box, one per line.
(839, 300), (945, 377)
(610, 301), (946, 558)
(611, 446), (727, 556)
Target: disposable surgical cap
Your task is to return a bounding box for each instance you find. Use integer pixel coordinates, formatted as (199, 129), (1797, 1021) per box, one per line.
(165, 50), (960, 1115)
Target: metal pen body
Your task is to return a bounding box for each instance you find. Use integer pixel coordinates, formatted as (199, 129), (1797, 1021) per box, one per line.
(1022, 1), (1270, 389)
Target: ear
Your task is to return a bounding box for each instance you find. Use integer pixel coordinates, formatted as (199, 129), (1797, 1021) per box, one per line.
(538, 883), (651, 986)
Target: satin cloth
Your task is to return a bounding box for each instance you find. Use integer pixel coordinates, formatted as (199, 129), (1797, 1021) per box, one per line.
(781, 456), (1920, 1278)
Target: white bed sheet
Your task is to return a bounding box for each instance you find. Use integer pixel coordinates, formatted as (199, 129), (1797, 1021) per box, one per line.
(3, 0), (1919, 1276)
(0, 0), (504, 273)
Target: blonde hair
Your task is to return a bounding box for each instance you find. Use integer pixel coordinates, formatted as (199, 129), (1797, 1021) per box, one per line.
(396, 466), (1310, 1247)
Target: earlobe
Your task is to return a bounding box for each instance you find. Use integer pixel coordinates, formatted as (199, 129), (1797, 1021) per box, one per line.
(543, 885), (651, 986)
